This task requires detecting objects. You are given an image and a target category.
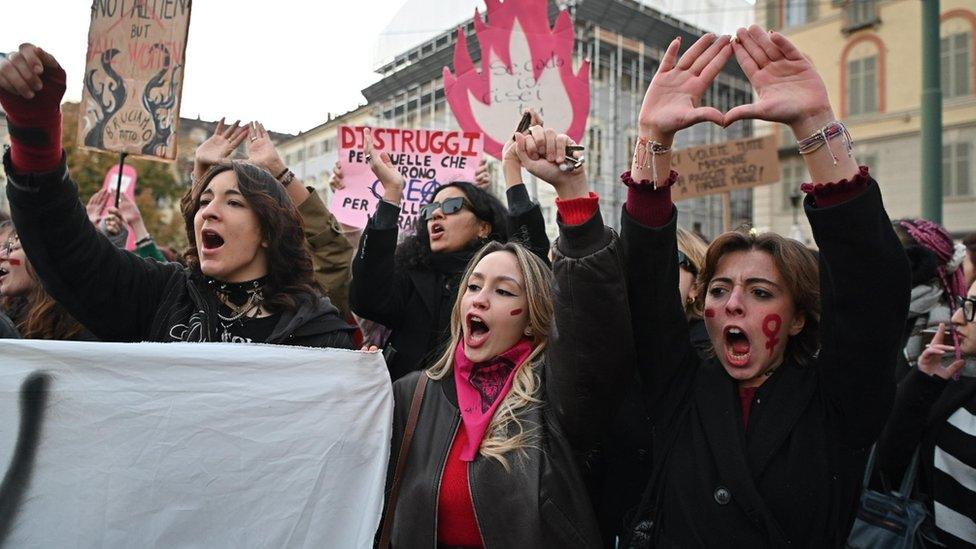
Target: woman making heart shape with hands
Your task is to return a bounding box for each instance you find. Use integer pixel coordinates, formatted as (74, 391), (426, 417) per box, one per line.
(615, 28), (910, 547)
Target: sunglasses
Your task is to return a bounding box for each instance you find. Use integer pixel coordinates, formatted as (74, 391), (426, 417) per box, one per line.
(1, 236), (21, 257)
(958, 295), (976, 323)
(419, 197), (474, 221)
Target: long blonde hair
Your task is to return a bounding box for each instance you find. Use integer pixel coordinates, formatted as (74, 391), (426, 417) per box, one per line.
(427, 241), (553, 468)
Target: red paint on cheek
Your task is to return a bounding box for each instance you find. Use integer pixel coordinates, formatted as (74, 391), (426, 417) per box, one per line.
(510, 308), (523, 316)
(762, 314), (783, 352)
(7, 258), (22, 266)
(704, 308), (716, 318)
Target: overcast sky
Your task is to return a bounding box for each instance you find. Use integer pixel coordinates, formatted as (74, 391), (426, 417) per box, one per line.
(2, 1), (752, 135)
(1, 1), (418, 135)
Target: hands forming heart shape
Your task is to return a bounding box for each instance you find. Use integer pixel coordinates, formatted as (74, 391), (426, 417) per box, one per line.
(639, 25), (834, 144)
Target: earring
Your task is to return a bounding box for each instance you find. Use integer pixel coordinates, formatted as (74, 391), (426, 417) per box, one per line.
(523, 327), (533, 337)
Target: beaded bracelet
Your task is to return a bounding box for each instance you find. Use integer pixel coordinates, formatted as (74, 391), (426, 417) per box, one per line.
(796, 121), (853, 166)
(633, 136), (672, 188)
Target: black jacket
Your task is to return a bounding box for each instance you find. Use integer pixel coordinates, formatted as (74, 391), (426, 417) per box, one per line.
(598, 318), (711, 543)
(0, 311), (19, 338)
(351, 185), (550, 381)
(622, 181), (910, 547)
(385, 210), (633, 548)
(5, 154), (353, 348)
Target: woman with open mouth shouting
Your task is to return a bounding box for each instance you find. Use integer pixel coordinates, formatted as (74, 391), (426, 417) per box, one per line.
(0, 44), (354, 348)
(351, 115), (551, 382)
(617, 29), (910, 546)
(379, 124), (631, 548)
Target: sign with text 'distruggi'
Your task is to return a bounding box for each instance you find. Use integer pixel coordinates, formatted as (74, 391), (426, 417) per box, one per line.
(332, 125), (484, 232)
(78, 0), (191, 160)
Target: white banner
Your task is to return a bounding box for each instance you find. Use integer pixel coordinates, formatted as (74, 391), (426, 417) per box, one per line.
(0, 340), (392, 548)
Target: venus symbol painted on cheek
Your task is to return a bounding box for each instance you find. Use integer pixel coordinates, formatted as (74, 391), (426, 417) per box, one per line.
(762, 314), (782, 352)
(7, 259), (22, 266)
(510, 308), (523, 316)
(704, 308), (716, 318)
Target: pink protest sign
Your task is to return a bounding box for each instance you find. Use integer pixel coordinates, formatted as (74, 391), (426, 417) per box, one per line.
(98, 164), (139, 250)
(332, 126), (484, 232)
(442, 0), (590, 159)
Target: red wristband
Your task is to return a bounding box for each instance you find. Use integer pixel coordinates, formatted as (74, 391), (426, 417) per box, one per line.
(799, 166), (872, 208)
(555, 192), (600, 226)
(0, 64), (67, 173)
(621, 170), (677, 228)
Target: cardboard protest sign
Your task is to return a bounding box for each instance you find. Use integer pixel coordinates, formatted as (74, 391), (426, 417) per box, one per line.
(98, 163), (139, 250)
(0, 339), (391, 548)
(78, 0), (192, 160)
(333, 125), (484, 231)
(671, 135), (781, 200)
(443, 0), (590, 159)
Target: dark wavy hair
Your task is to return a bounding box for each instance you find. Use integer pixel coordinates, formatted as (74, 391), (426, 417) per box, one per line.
(696, 229), (822, 367)
(394, 181), (509, 270)
(180, 161), (320, 313)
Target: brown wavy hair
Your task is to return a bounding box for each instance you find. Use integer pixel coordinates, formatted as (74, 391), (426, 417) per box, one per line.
(4, 231), (87, 340)
(695, 229), (821, 367)
(180, 161), (320, 313)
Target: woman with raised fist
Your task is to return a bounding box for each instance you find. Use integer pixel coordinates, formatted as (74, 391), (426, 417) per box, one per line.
(0, 44), (353, 348)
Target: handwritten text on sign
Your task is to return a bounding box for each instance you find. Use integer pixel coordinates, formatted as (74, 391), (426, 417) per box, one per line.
(332, 126), (484, 231)
(670, 135), (781, 200)
(78, 0), (192, 160)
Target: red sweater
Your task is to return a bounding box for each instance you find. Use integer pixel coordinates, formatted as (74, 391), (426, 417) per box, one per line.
(437, 424), (483, 548)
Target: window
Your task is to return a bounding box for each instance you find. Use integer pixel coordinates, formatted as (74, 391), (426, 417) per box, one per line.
(780, 161), (808, 211)
(944, 142), (973, 197)
(942, 32), (972, 99)
(845, 0), (878, 32)
(766, 0), (781, 30)
(847, 55), (878, 116)
(785, 0), (817, 28)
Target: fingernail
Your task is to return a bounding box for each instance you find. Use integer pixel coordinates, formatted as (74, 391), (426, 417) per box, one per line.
(25, 91), (34, 98)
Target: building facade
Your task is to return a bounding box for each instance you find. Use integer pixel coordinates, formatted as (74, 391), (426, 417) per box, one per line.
(754, 0), (976, 240)
(361, 0), (755, 240)
(277, 106), (377, 201)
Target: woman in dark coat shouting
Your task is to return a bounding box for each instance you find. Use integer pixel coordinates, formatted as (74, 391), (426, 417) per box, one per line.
(618, 28), (911, 547)
(380, 126), (633, 547)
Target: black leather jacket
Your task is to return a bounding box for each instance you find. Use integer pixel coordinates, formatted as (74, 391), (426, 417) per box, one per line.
(385, 210), (634, 548)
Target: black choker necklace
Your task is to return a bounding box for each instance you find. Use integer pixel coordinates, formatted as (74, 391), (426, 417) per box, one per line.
(206, 276), (268, 307)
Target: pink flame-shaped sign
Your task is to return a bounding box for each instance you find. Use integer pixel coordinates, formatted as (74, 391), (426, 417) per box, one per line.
(443, 0), (591, 159)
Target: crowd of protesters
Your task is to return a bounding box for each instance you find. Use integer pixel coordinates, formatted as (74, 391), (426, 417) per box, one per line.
(2, 26), (976, 548)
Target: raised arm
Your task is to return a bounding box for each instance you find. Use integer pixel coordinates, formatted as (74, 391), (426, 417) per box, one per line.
(512, 126), (635, 462)
(622, 33), (732, 402)
(245, 122), (354, 318)
(502, 110), (552, 264)
(729, 26), (910, 447)
(1, 44), (181, 341)
(349, 128), (414, 327)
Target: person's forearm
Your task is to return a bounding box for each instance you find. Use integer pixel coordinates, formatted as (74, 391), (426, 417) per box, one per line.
(503, 158), (523, 189)
(791, 108), (859, 184)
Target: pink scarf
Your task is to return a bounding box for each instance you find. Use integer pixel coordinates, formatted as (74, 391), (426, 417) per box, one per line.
(453, 338), (534, 461)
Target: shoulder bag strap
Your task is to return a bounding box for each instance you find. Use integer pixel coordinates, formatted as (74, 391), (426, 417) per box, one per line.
(378, 372), (429, 548)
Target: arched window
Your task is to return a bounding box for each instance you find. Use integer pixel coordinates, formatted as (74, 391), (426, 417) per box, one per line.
(941, 9), (975, 99)
(841, 35), (885, 117)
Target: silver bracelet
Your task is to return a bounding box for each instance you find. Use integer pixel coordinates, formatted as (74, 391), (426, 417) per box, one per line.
(796, 121), (853, 166)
